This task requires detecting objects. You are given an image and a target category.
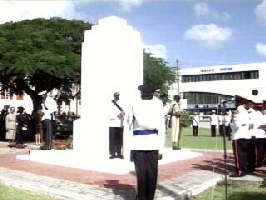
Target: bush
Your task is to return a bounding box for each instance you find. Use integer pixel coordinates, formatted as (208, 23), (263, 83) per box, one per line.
(181, 111), (192, 127)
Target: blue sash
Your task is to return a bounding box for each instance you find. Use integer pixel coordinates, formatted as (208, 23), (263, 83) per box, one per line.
(133, 129), (158, 135)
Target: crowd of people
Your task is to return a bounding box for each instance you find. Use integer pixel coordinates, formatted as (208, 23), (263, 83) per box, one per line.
(0, 92), (58, 149)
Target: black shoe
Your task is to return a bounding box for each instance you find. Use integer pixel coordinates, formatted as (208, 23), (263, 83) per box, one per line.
(173, 146), (181, 150)
(247, 168), (255, 173)
(109, 156), (115, 159)
(229, 173), (239, 177)
(117, 155), (124, 159)
(229, 173), (246, 177)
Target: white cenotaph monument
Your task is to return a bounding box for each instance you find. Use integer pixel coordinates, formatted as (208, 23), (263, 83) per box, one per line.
(17, 16), (202, 174)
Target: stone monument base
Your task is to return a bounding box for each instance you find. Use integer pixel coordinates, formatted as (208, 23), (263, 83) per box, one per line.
(16, 148), (202, 175)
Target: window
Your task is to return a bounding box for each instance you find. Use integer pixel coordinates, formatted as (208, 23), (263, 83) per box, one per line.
(181, 70), (259, 83)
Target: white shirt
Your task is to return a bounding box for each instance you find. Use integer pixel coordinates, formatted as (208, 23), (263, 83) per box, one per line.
(192, 115), (200, 126)
(249, 108), (266, 138)
(230, 105), (250, 140)
(129, 96), (165, 153)
(218, 115), (224, 125)
(42, 96), (57, 120)
(224, 113), (232, 126)
(108, 100), (124, 127)
(210, 114), (218, 126)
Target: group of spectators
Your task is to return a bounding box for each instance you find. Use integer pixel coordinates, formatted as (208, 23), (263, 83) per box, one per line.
(0, 106), (33, 148)
(0, 93), (60, 149)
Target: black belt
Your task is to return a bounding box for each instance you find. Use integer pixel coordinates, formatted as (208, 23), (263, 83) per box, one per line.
(133, 129), (158, 135)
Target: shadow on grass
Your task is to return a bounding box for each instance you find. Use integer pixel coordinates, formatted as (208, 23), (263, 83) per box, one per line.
(228, 191), (266, 200)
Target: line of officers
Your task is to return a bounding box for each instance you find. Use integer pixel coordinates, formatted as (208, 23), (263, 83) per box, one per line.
(191, 100), (266, 177)
(229, 99), (266, 177)
(192, 110), (233, 138)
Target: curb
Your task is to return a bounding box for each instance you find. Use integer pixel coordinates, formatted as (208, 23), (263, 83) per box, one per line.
(0, 167), (222, 200)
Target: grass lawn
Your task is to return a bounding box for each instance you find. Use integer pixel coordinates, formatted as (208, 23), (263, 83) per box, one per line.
(0, 184), (58, 200)
(191, 184), (266, 200)
(165, 126), (233, 151)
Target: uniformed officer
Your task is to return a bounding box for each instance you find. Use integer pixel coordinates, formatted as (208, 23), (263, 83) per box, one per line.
(129, 84), (165, 200)
(168, 95), (182, 150)
(230, 101), (251, 177)
(250, 104), (266, 168)
(192, 112), (200, 136)
(41, 92), (57, 150)
(108, 92), (125, 159)
(210, 110), (218, 137)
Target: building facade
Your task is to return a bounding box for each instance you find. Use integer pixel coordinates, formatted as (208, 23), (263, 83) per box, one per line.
(169, 62), (266, 112)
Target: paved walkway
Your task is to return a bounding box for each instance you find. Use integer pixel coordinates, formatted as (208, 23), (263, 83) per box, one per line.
(0, 142), (265, 200)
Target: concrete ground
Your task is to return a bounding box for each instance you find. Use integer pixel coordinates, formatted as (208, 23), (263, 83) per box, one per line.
(0, 141), (265, 200)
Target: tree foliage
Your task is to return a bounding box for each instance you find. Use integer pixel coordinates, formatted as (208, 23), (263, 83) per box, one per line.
(143, 50), (176, 96)
(0, 17), (175, 111)
(0, 18), (92, 110)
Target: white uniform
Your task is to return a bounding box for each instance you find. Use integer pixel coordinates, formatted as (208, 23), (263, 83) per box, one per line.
(249, 108), (266, 167)
(230, 105), (250, 140)
(248, 108), (265, 138)
(42, 95), (57, 150)
(230, 105), (251, 176)
(192, 114), (200, 126)
(130, 96), (165, 154)
(210, 114), (218, 126)
(42, 96), (57, 120)
(210, 113), (218, 137)
(129, 93), (165, 200)
(108, 100), (124, 127)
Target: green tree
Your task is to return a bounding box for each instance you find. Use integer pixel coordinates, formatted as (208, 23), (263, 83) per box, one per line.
(0, 17), (175, 112)
(0, 17), (92, 111)
(143, 50), (176, 102)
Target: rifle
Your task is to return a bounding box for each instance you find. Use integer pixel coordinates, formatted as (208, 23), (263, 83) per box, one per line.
(112, 100), (125, 124)
(167, 104), (176, 128)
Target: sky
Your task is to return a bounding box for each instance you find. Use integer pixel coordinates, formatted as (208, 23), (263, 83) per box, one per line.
(1, 0), (266, 69)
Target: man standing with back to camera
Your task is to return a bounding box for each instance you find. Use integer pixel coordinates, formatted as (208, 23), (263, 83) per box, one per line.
(129, 84), (165, 200)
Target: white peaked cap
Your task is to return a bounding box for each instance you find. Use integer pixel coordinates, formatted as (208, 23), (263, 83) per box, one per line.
(38, 91), (46, 95)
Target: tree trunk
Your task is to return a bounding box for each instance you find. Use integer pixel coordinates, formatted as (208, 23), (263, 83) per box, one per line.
(30, 94), (43, 113)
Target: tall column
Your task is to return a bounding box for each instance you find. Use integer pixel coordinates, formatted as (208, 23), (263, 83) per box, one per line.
(73, 16), (143, 159)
